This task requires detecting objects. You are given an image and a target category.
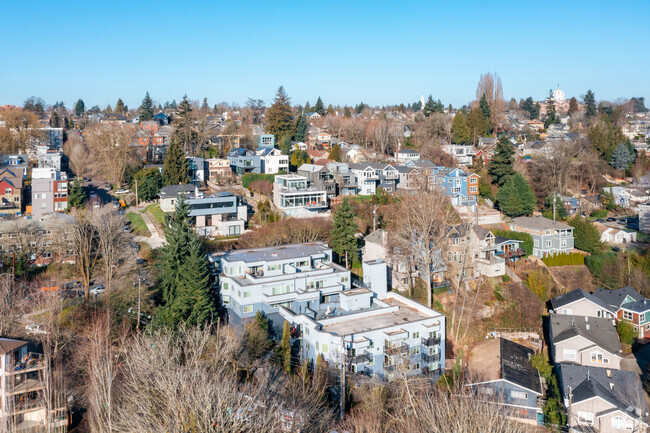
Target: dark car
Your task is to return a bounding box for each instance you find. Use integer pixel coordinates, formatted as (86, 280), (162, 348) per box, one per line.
(136, 259), (147, 265)
(595, 219), (605, 223)
(607, 217), (617, 222)
(129, 243), (140, 251)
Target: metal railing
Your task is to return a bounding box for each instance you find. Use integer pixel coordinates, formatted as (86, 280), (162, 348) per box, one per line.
(384, 342), (409, 355)
(421, 353), (440, 363)
(350, 350), (373, 365)
(421, 337), (441, 347)
(7, 353), (46, 374)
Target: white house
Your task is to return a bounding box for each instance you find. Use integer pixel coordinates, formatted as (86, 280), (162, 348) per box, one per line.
(273, 174), (328, 217)
(594, 222), (637, 244)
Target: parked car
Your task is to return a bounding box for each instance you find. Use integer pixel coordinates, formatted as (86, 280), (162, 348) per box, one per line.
(62, 280), (82, 290)
(103, 185), (112, 191)
(136, 259), (147, 265)
(595, 218), (605, 223)
(607, 217), (617, 222)
(123, 225), (131, 232)
(90, 285), (105, 295)
(25, 323), (48, 335)
(115, 189), (130, 195)
(129, 243), (140, 251)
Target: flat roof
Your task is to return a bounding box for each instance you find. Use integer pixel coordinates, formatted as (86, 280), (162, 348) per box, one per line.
(321, 298), (438, 336)
(218, 242), (331, 263)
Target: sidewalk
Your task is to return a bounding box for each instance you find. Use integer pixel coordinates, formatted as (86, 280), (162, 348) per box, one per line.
(132, 205), (166, 249)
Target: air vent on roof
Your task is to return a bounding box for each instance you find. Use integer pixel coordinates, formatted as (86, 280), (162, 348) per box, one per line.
(606, 369), (612, 378)
(586, 325), (590, 330)
(609, 383), (615, 390)
(585, 317), (589, 322)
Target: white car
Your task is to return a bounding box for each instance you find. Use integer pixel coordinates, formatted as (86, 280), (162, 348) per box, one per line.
(115, 189), (130, 195)
(25, 323), (48, 335)
(90, 285), (105, 295)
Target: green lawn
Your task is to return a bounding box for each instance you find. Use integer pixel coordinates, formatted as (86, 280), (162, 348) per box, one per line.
(147, 203), (167, 226)
(127, 213), (151, 237)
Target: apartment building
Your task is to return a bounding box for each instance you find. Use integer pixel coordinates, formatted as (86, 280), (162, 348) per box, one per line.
(279, 259), (446, 379)
(213, 242), (352, 332)
(273, 175), (328, 217)
(0, 338), (66, 431)
(31, 168), (68, 219)
(509, 216), (574, 257)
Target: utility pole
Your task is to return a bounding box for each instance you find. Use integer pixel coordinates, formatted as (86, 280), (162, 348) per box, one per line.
(136, 277), (142, 331)
(553, 192), (556, 222)
(372, 206), (376, 232)
(135, 179), (139, 211)
(340, 336), (346, 420)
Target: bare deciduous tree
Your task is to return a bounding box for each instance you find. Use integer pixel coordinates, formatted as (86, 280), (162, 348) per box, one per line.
(68, 211), (100, 299)
(85, 123), (137, 187)
(63, 133), (89, 179)
(92, 207), (128, 296)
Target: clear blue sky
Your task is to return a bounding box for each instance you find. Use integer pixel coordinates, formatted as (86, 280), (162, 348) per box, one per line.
(2, 0), (648, 110)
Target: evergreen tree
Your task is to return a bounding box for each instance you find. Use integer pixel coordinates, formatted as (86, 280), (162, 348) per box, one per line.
(496, 173), (536, 218)
(355, 102), (365, 115)
(303, 101), (311, 113)
(479, 94), (492, 134)
(544, 195), (568, 220)
(610, 143), (635, 170)
(423, 95), (444, 117)
(328, 144), (342, 162)
(344, 107), (352, 118)
(293, 114), (308, 142)
(331, 198), (357, 268)
(568, 97), (578, 116)
(569, 216), (603, 253)
(313, 97), (326, 116)
(487, 136), (515, 185)
(67, 179), (86, 209)
(521, 97), (535, 118)
(451, 110), (471, 144)
(74, 99), (85, 117)
(172, 95), (195, 153)
(115, 98), (126, 114)
(544, 89), (559, 127)
(158, 196), (192, 309)
(584, 89), (597, 119)
(106, 104), (113, 113)
(327, 104), (334, 115)
(265, 86), (294, 141)
(281, 321), (292, 374)
(290, 150), (311, 169)
(134, 167), (163, 202)
(177, 236), (216, 325)
(162, 139), (190, 186)
(631, 97), (648, 113)
(466, 107), (488, 144)
(139, 91), (154, 121)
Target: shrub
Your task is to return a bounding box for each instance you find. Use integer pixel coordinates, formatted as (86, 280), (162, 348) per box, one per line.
(617, 320), (636, 346)
(542, 252), (585, 267)
(590, 209), (607, 219)
(501, 275), (510, 283)
(241, 173), (276, 189)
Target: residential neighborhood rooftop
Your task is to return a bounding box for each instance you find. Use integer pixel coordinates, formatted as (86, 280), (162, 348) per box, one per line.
(216, 242), (331, 263)
(550, 314), (621, 356)
(511, 216), (572, 230)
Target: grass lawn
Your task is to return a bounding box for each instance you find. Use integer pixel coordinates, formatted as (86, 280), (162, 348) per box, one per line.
(127, 212), (151, 237)
(147, 203), (167, 226)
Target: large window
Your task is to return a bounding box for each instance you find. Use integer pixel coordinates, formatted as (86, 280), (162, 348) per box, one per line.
(563, 349), (577, 360)
(591, 352), (605, 363)
(510, 391), (527, 400)
(612, 416), (631, 430)
(623, 310), (633, 321)
(242, 305), (253, 314)
(271, 285), (291, 296)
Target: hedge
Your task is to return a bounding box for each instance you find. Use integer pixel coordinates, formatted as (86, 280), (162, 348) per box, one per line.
(492, 230), (533, 257)
(241, 173), (276, 189)
(542, 251), (585, 267)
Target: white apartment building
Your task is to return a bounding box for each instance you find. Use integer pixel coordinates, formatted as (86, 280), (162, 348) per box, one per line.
(273, 175), (328, 217)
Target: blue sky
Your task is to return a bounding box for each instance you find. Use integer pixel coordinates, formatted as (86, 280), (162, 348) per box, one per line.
(1, 1), (648, 110)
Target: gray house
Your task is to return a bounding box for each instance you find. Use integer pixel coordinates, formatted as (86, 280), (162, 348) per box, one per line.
(509, 216), (574, 257)
(466, 338), (543, 426)
(297, 164), (337, 197)
(556, 363), (648, 432)
(550, 288), (616, 318)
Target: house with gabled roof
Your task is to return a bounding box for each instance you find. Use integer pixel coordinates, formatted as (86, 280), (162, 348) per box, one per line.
(549, 314), (622, 369)
(466, 338), (544, 426)
(550, 288), (616, 318)
(348, 162), (398, 195)
(556, 363), (648, 432)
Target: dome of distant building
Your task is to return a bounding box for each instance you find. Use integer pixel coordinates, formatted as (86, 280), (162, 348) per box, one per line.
(552, 87), (565, 102)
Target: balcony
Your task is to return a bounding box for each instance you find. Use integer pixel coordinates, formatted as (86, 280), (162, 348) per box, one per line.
(11, 397), (45, 415)
(384, 342), (409, 356)
(421, 353), (440, 363)
(475, 255), (505, 266)
(432, 279), (451, 289)
(351, 350), (373, 365)
(421, 336), (441, 347)
(495, 248), (526, 259)
(7, 353), (46, 375)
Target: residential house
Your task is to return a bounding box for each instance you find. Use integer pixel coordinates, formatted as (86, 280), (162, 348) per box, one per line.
(362, 229), (448, 292)
(256, 134), (274, 148)
(328, 162), (359, 195)
(549, 314), (622, 369)
(212, 242), (351, 331)
(640, 203), (650, 234)
(591, 286), (650, 339)
(394, 148), (420, 163)
(279, 259), (446, 379)
(0, 168), (23, 215)
(558, 195), (581, 216)
(466, 338), (543, 426)
(509, 216), (574, 257)
(592, 286), (644, 315)
(430, 167), (479, 207)
(273, 175), (328, 217)
(227, 147), (289, 175)
(550, 288), (615, 318)
(395, 165), (422, 192)
(0, 338), (67, 430)
(594, 222), (637, 244)
(35, 146), (62, 171)
(297, 164), (337, 198)
(0, 155), (28, 178)
(0, 213), (75, 266)
(158, 184), (201, 212)
(348, 163), (398, 195)
(446, 224), (506, 279)
(470, 225), (506, 277)
(31, 168), (68, 218)
(187, 156), (207, 185)
(206, 158), (232, 182)
(315, 132), (332, 148)
(307, 149), (329, 163)
(441, 144), (475, 166)
(186, 192), (248, 237)
(493, 236), (526, 263)
(556, 363), (648, 432)
(525, 119), (545, 130)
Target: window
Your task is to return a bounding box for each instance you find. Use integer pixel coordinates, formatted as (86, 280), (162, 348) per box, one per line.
(4, 188), (11, 194)
(623, 310), (633, 321)
(451, 187), (461, 193)
(612, 416), (631, 430)
(562, 308), (573, 315)
(645, 324), (650, 331)
(368, 357), (375, 366)
(242, 290), (252, 298)
(563, 349), (577, 360)
(412, 332), (420, 339)
(510, 391), (527, 400)
(228, 225), (241, 236)
(268, 264), (281, 271)
(309, 280), (324, 290)
(480, 387), (495, 395)
(222, 296), (230, 305)
(469, 177), (477, 184)
(270, 301), (291, 309)
(242, 305), (253, 314)
(411, 347), (420, 356)
(321, 344), (328, 353)
(561, 239), (568, 248)
(534, 239), (539, 247)
(341, 275), (349, 283)
(545, 240), (552, 247)
(222, 282), (229, 291)
(469, 186), (477, 193)
(272, 285), (291, 296)
(411, 362), (420, 371)
(641, 313), (646, 323)
(591, 352), (604, 363)
(577, 411), (593, 424)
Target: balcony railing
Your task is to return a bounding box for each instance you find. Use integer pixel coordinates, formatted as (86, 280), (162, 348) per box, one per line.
(11, 397), (45, 414)
(432, 279), (451, 289)
(495, 248), (526, 259)
(421, 353), (440, 363)
(384, 342), (409, 355)
(351, 350), (373, 365)
(421, 337), (441, 347)
(7, 353), (46, 374)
